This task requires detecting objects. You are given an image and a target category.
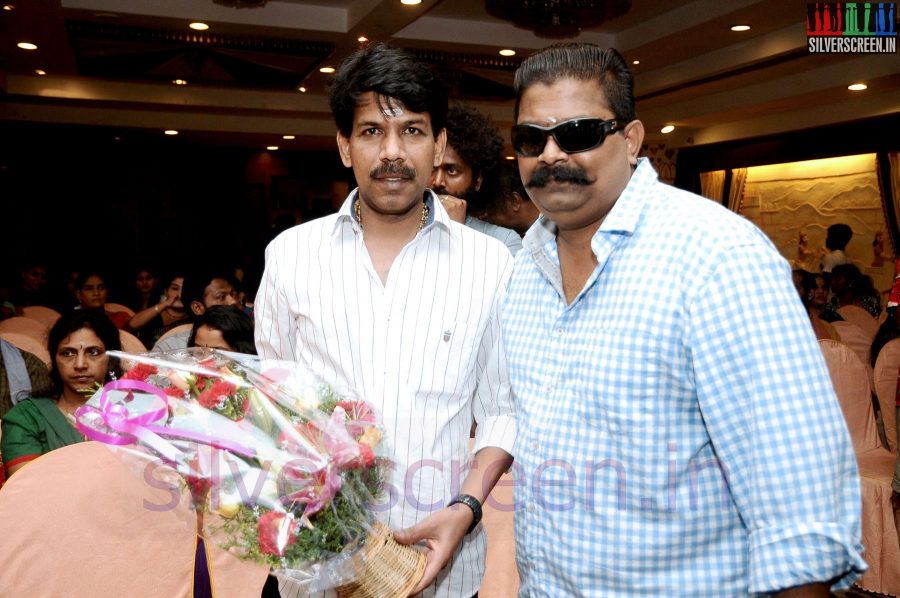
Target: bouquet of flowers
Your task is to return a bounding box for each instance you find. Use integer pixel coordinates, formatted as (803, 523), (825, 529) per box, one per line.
(75, 348), (425, 596)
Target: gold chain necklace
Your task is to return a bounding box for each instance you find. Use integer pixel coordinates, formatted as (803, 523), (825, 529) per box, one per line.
(355, 199), (429, 232)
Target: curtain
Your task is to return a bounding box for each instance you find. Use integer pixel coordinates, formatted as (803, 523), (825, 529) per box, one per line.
(699, 170), (726, 203)
(728, 167), (748, 213)
(888, 153), (900, 253)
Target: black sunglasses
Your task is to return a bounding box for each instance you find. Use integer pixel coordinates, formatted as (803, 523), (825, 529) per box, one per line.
(511, 117), (625, 157)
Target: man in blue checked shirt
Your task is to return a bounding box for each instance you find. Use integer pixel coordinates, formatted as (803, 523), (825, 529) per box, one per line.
(501, 43), (866, 597)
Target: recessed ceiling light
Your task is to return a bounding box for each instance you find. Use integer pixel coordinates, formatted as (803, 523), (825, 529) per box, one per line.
(401, 0), (422, 4)
(2, 4), (15, 11)
(730, 25), (751, 32)
(173, 79), (188, 85)
(632, 60), (640, 65)
(660, 125), (675, 134)
(267, 145), (279, 151)
(189, 22), (209, 31)
(17, 42), (37, 51)
(35, 69), (46, 75)
(297, 86), (307, 92)
(283, 135), (295, 140)
(505, 156), (515, 160)
(357, 36), (368, 43)
(848, 82), (868, 91)
(164, 130), (179, 136)
(499, 49), (516, 57)
(319, 66), (335, 74)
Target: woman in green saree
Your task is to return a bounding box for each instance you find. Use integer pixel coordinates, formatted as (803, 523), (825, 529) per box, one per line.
(2, 309), (121, 477)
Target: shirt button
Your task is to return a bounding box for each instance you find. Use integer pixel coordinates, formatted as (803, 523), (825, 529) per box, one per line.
(527, 503), (536, 513)
(543, 384), (552, 394)
(531, 441), (540, 451)
(555, 327), (565, 337)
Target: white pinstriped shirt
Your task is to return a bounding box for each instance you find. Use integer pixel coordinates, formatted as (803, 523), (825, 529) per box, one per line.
(255, 189), (516, 598)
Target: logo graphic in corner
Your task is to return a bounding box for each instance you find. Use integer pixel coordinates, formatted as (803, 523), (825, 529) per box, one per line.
(807, 3), (897, 53)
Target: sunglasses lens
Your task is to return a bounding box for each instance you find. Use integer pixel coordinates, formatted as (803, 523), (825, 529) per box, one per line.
(555, 119), (606, 153)
(511, 125), (548, 157)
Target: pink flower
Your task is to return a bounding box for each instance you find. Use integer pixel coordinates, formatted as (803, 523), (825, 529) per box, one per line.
(257, 511), (298, 556)
(197, 380), (236, 409)
(336, 401), (377, 438)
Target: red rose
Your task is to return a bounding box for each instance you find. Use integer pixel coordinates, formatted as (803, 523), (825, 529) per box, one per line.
(257, 511), (298, 556)
(122, 363), (158, 381)
(197, 380), (236, 409)
(163, 386), (184, 398)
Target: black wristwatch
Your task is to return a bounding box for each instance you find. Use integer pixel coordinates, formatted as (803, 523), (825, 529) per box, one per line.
(448, 493), (482, 534)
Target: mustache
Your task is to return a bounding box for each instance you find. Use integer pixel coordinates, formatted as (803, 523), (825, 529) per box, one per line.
(370, 161), (416, 180)
(527, 164), (595, 188)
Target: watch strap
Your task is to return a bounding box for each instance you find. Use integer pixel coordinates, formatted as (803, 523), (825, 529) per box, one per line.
(448, 493), (482, 534)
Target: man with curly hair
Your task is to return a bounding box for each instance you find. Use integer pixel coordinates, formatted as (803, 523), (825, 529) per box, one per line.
(431, 104), (522, 255)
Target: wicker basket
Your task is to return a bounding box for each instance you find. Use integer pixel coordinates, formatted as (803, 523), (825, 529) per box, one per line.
(335, 522), (426, 598)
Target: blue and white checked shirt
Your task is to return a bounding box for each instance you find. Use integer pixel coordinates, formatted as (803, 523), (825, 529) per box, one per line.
(502, 159), (866, 596)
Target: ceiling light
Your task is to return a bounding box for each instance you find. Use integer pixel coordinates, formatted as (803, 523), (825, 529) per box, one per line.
(660, 125), (675, 134)
(189, 22), (209, 31)
(632, 60), (640, 65)
(17, 42), (37, 50)
(730, 25), (751, 32)
(848, 82), (867, 91)
(3, 4), (15, 11)
(173, 79), (188, 85)
(505, 156), (515, 160)
(499, 49), (516, 57)
(297, 86), (307, 92)
(35, 69), (46, 75)
(401, 0), (422, 4)
(267, 145), (279, 151)
(319, 66), (335, 74)
(164, 130), (179, 136)
(283, 135), (295, 140)
(357, 36), (368, 43)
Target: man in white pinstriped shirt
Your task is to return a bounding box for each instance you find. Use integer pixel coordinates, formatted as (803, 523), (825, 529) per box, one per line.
(255, 43), (516, 598)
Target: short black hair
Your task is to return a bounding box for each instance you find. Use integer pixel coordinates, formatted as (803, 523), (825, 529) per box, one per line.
(826, 224), (853, 251)
(329, 42), (447, 138)
(513, 43), (635, 123)
(73, 269), (108, 292)
(181, 268), (233, 317)
(498, 160), (527, 201)
(47, 309), (122, 393)
(188, 305), (256, 355)
(445, 104), (505, 213)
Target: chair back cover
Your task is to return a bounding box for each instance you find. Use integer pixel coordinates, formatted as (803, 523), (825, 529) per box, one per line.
(0, 332), (51, 368)
(0, 317), (48, 343)
(105, 303), (136, 317)
(819, 339), (881, 454)
(156, 323), (194, 345)
(873, 338), (900, 453)
(838, 304), (880, 339)
(118, 329), (147, 354)
(20, 306), (61, 330)
(0, 442), (269, 596)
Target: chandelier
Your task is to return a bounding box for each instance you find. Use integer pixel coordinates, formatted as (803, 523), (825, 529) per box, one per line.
(486, 0), (632, 38)
(213, 0), (267, 8)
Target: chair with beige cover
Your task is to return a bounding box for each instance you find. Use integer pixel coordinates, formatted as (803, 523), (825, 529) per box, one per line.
(831, 320), (875, 384)
(820, 340), (900, 595)
(0, 442), (269, 596)
(838, 304), (880, 339)
(155, 323), (194, 347)
(0, 317), (49, 343)
(20, 306), (61, 330)
(0, 332), (51, 369)
(118, 329), (147, 354)
(874, 338), (900, 452)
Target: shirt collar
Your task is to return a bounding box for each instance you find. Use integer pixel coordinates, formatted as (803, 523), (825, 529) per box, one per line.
(333, 188), (453, 237)
(522, 157), (657, 255)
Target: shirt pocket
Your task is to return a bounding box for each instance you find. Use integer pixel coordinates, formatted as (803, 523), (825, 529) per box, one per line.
(412, 318), (482, 401)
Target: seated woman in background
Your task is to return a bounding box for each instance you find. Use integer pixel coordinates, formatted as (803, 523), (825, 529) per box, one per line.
(128, 273), (190, 348)
(1, 309), (121, 477)
(74, 270), (131, 329)
(794, 270), (835, 340)
(829, 263), (881, 318)
(187, 305), (256, 355)
(125, 266), (159, 314)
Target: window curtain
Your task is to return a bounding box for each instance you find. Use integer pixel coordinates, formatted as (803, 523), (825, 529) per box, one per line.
(728, 168), (748, 213)
(699, 170), (726, 203)
(887, 153), (900, 252)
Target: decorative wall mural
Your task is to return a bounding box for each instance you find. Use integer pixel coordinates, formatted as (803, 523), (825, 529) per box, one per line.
(641, 143), (676, 185)
(739, 154), (894, 295)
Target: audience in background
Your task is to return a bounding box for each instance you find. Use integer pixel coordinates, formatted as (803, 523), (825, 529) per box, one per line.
(821, 223), (853, 273)
(128, 273), (190, 348)
(0, 338), (52, 418)
(484, 161), (541, 237)
(187, 305), (256, 355)
(1, 310), (121, 478)
(794, 269), (835, 340)
(828, 263), (881, 318)
(73, 271), (132, 329)
(152, 269), (237, 352)
(125, 266), (159, 314)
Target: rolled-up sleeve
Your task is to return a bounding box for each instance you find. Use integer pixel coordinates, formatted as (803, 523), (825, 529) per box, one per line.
(686, 240), (866, 593)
